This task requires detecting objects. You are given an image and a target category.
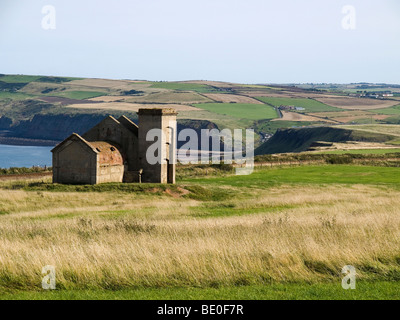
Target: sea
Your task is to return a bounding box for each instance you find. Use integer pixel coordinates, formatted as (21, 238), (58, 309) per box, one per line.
(0, 144), (53, 169)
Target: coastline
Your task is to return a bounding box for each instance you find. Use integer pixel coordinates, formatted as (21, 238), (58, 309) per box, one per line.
(0, 136), (59, 147)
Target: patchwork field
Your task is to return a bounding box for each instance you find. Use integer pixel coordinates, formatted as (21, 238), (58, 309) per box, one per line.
(315, 97), (400, 110)
(256, 97), (340, 113)
(273, 111), (337, 123)
(1, 74), (400, 152)
(203, 93), (264, 104)
(308, 110), (391, 124)
(67, 102), (198, 112)
(370, 105), (400, 115)
(337, 124), (400, 138)
(126, 91), (212, 104)
(1, 164), (400, 299)
(150, 82), (218, 93)
(193, 103), (278, 120)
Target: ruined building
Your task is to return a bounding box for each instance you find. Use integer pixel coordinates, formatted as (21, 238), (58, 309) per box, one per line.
(51, 108), (177, 184)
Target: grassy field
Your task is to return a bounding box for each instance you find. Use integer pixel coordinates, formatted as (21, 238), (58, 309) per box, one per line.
(193, 103), (278, 120)
(370, 105), (400, 115)
(0, 92), (34, 100)
(48, 91), (107, 100)
(127, 91), (212, 104)
(0, 75), (43, 83)
(338, 124), (400, 137)
(0, 75), (81, 84)
(256, 97), (340, 113)
(2, 281), (400, 300)
(0, 164), (400, 299)
(150, 82), (217, 93)
(315, 148), (400, 155)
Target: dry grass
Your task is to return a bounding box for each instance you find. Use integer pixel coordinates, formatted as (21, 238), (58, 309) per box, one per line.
(203, 93), (264, 104)
(273, 111), (336, 123)
(338, 124), (400, 137)
(314, 97), (399, 110)
(68, 79), (151, 89)
(66, 102), (198, 112)
(0, 180), (399, 290)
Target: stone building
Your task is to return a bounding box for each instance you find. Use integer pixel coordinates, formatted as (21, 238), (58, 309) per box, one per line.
(51, 108), (177, 185)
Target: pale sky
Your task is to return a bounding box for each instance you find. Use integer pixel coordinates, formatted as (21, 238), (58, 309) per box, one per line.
(0, 0), (399, 84)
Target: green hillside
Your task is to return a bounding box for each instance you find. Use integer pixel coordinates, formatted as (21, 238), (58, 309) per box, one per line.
(256, 97), (340, 112)
(255, 126), (395, 155)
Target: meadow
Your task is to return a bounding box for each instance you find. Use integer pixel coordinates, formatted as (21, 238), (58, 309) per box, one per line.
(315, 148), (400, 155)
(150, 82), (217, 93)
(0, 92), (34, 101)
(193, 103), (278, 120)
(0, 164), (400, 299)
(370, 105), (400, 115)
(255, 97), (340, 113)
(46, 91), (107, 100)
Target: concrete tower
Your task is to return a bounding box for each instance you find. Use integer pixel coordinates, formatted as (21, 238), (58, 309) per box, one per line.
(138, 108), (177, 184)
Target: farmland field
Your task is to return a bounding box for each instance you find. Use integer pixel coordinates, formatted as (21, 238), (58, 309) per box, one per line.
(0, 75), (43, 83)
(47, 91), (107, 100)
(193, 103), (278, 120)
(338, 124), (400, 137)
(370, 105), (400, 115)
(314, 97), (399, 110)
(0, 92), (34, 100)
(150, 82), (217, 93)
(67, 102), (197, 112)
(315, 148), (400, 154)
(125, 91), (212, 104)
(1, 164), (400, 299)
(275, 111), (337, 123)
(256, 97), (340, 113)
(203, 93), (264, 104)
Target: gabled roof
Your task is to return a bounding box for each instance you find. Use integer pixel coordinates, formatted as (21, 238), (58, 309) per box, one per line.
(52, 134), (124, 166)
(118, 115), (138, 136)
(51, 133), (98, 154)
(82, 115), (138, 139)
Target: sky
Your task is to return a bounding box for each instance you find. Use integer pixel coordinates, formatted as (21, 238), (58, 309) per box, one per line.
(0, 0), (399, 84)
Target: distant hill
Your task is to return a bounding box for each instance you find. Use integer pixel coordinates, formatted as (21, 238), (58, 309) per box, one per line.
(0, 74), (400, 147)
(255, 126), (395, 155)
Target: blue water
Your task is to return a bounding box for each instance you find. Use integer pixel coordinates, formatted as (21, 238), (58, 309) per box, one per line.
(0, 144), (53, 169)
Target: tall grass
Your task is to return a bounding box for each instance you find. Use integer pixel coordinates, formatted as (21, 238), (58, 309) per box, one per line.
(0, 177), (399, 290)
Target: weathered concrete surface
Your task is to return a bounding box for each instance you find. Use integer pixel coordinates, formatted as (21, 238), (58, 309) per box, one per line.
(52, 135), (124, 184)
(52, 109), (177, 185)
(138, 108), (177, 184)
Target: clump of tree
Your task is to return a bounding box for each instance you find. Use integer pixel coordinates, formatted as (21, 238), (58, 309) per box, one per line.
(121, 90), (144, 96)
(0, 81), (26, 92)
(36, 76), (72, 83)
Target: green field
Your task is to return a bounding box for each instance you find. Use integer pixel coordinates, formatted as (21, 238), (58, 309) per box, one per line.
(0, 75), (81, 84)
(150, 82), (217, 93)
(193, 103), (278, 120)
(255, 120), (324, 135)
(183, 165), (400, 189)
(2, 281), (400, 300)
(256, 97), (341, 113)
(0, 92), (34, 100)
(316, 148), (400, 155)
(0, 75), (43, 83)
(370, 105), (400, 115)
(48, 91), (107, 100)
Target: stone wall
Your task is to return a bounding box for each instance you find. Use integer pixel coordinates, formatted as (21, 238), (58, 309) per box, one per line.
(53, 139), (96, 184)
